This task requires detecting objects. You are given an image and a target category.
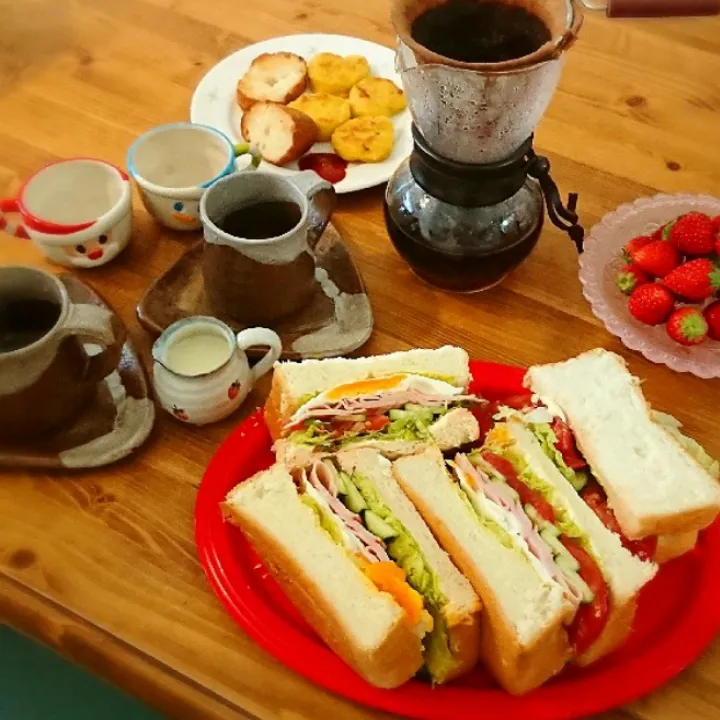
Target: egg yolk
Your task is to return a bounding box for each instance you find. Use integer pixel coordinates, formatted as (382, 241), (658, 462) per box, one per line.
(364, 561), (427, 627)
(325, 374), (407, 401)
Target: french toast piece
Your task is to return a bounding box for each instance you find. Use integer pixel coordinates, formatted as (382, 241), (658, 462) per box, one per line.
(308, 53), (370, 97)
(331, 116), (394, 163)
(288, 93), (352, 141)
(236, 52), (308, 111)
(349, 78), (407, 118)
(241, 102), (318, 166)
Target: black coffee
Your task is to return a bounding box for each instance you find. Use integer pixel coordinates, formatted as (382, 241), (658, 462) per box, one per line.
(0, 298), (61, 352)
(411, 0), (551, 64)
(217, 201), (302, 239)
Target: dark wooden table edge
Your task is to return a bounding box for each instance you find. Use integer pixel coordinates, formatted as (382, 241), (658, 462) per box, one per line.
(0, 571), (259, 720)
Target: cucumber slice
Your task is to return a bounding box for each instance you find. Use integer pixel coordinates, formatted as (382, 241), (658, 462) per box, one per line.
(563, 567), (594, 603)
(343, 480), (367, 513)
(364, 510), (398, 540)
(554, 550), (581, 574)
(540, 527), (568, 556)
(524, 504), (541, 526)
(335, 471), (348, 495)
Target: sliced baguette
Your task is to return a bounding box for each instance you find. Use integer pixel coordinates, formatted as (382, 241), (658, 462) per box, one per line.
(393, 447), (571, 695)
(526, 349), (720, 539)
(274, 407), (479, 468)
(504, 419), (658, 666)
(241, 102), (318, 166)
(335, 449), (482, 682)
(223, 464), (424, 689)
(236, 52), (308, 110)
(265, 346), (473, 438)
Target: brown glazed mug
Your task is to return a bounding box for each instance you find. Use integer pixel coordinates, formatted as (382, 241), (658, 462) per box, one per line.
(199, 170), (335, 326)
(0, 266), (125, 442)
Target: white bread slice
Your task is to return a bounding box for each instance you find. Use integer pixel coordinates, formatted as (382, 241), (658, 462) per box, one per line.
(223, 464), (424, 688)
(336, 449), (481, 681)
(392, 447), (571, 695)
(274, 408), (479, 468)
(504, 420), (658, 665)
(241, 102), (318, 166)
(655, 530), (698, 564)
(525, 349), (720, 539)
(236, 52), (308, 110)
(265, 346), (472, 436)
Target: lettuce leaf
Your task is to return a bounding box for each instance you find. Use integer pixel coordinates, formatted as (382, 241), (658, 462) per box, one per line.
(529, 423), (589, 492)
(350, 472), (454, 682)
(652, 411), (720, 479)
(300, 495), (345, 545)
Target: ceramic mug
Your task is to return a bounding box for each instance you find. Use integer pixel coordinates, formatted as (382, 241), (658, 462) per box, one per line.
(127, 123), (255, 232)
(151, 316), (282, 425)
(0, 266), (125, 442)
(200, 170), (335, 325)
(0, 159), (132, 268)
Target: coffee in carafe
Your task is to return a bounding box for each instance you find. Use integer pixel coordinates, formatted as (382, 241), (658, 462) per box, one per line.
(385, 0), (585, 292)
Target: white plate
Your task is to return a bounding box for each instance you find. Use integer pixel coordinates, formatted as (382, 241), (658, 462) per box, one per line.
(190, 34), (412, 194)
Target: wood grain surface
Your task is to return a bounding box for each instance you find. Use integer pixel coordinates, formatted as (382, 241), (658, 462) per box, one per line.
(1, 1), (720, 718)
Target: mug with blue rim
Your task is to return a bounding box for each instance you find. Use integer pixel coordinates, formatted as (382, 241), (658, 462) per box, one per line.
(127, 122), (255, 232)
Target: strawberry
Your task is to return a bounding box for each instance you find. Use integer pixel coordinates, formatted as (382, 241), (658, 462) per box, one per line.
(629, 240), (681, 277)
(663, 259), (720, 302)
(704, 301), (720, 341)
(624, 235), (652, 260)
(668, 212), (716, 255)
(628, 284), (675, 326)
(666, 308), (709, 346)
(616, 264), (649, 295)
(712, 216), (720, 236)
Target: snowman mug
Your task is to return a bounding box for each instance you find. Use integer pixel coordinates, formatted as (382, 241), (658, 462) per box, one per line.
(0, 158), (132, 268)
(127, 123), (256, 232)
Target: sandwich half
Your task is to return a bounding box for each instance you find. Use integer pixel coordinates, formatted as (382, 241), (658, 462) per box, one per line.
(335, 448), (482, 683)
(523, 349), (720, 561)
(393, 434), (657, 694)
(224, 454), (482, 687)
(267, 347), (481, 467)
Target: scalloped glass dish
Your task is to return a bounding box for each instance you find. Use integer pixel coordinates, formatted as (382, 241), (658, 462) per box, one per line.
(579, 194), (720, 378)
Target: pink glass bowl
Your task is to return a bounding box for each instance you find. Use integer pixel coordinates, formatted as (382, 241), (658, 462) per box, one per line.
(579, 193), (720, 379)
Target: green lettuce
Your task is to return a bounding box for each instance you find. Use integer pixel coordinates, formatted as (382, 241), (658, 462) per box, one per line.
(300, 495), (345, 545)
(288, 404), (451, 451)
(653, 411), (720, 479)
(529, 423), (589, 492)
(350, 472), (455, 683)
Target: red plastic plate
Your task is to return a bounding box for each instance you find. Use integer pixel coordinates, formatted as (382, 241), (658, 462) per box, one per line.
(196, 361), (720, 720)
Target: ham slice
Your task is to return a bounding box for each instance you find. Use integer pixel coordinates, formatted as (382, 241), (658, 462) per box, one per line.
(286, 388), (482, 430)
(454, 454), (582, 608)
(305, 460), (390, 563)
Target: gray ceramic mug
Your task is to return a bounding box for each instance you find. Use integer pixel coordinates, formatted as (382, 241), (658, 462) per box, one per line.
(0, 266), (124, 441)
(199, 171), (335, 326)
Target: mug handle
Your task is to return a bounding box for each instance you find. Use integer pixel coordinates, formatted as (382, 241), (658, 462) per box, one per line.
(289, 170), (336, 250)
(0, 198), (30, 239)
(60, 304), (126, 383)
(236, 328), (283, 383)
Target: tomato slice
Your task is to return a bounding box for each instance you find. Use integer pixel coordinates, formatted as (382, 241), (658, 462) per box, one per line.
(581, 481), (657, 561)
(472, 400), (499, 442)
(560, 537), (610, 657)
(365, 415), (390, 432)
(480, 451), (556, 523)
(501, 393), (536, 410)
(551, 418), (587, 470)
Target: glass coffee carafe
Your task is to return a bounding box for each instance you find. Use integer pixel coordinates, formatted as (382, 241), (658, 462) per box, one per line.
(385, 0), (585, 292)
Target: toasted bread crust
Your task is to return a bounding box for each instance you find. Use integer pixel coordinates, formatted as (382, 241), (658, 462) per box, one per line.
(236, 52), (308, 110)
(223, 503), (424, 688)
(396, 480), (571, 694)
(240, 102), (318, 166)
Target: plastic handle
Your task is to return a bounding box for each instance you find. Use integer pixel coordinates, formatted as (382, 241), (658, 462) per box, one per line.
(0, 198), (29, 239)
(235, 327), (283, 383)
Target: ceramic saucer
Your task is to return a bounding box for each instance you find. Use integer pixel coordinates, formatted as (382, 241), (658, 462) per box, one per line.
(136, 221), (374, 360)
(0, 275), (156, 469)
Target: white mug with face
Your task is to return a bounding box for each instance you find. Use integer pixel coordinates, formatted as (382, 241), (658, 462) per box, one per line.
(0, 158), (132, 268)
(127, 123), (255, 232)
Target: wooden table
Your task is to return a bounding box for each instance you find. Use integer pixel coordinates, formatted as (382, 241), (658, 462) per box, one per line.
(1, 1), (720, 718)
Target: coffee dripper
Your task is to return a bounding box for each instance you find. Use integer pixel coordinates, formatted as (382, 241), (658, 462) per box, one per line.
(385, 0), (585, 292)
